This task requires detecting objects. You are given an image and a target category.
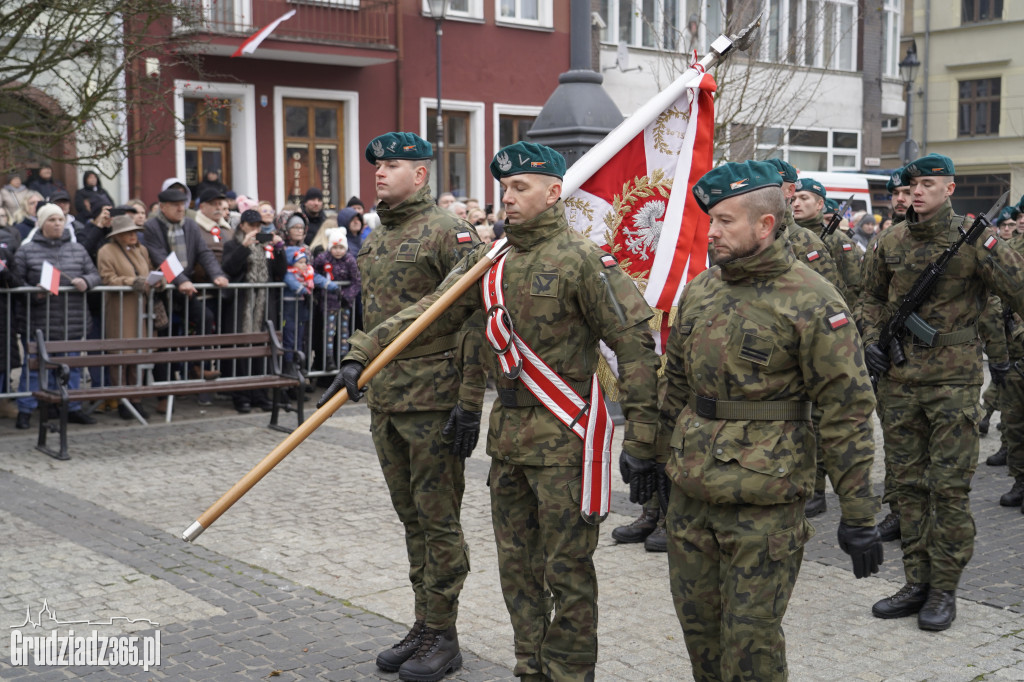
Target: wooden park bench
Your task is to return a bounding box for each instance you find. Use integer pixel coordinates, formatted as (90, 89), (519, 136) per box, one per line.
(27, 323), (305, 460)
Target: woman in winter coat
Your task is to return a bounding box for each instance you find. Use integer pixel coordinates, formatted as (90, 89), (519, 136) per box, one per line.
(96, 215), (159, 419)
(12, 203), (101, 430)
(74, 171), (114, 223)
(1, 172), (28, 223)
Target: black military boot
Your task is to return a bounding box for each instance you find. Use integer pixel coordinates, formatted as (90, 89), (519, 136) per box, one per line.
(611, 506), (659, 543)
(878, 510), (901, 542)
(398, 625), (462, 682)
(987, 446), (1008, 466)
(644, 516), (667, 552)
(918, 588), (956, 631)
(376, 620), (425, 672)
(978, 406), (994, 435)
(872, 583), (929, 619)
(804, 492), (827, 518)
(999, 479), (1024, 507)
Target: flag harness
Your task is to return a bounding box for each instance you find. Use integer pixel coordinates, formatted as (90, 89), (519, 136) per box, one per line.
(481, 239), (614, 521)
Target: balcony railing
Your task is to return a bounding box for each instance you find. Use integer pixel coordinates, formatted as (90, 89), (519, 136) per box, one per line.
(178, 0), (397, 49)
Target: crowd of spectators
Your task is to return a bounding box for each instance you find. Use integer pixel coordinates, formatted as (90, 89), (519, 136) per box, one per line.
(0, 165), (513, 427)
(0, 168), (367, 424)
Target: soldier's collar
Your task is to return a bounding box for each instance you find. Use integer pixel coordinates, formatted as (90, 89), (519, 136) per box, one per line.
(375, 185), (435, 226)
(503, 200), (566, 252)
(719, 235), (795, 283)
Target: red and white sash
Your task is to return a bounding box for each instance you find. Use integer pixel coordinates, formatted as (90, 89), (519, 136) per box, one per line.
(482, 241), (614, 518)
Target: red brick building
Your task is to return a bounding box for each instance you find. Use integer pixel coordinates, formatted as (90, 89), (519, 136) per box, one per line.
(131, 0), (570, 210)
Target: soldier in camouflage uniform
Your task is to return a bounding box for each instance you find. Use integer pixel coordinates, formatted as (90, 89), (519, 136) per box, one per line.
(766, 159), (848, 301)
(337, 142), (661, 681)
(318, 132), (486, 681)
(994, 230), (1024, 504)
(789, 176), (863, 518)
(862, 154), (1024, 631)
(981, 209), (1024, 461)
(661, 160), (882, 682)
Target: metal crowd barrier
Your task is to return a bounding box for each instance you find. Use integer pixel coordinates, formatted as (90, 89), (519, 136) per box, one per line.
(0, 282), (355, 401)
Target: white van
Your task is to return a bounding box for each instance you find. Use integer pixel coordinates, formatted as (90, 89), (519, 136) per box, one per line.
(796, 171), (886, 216)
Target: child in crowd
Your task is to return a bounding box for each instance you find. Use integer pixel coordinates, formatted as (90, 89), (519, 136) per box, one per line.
(282, 246), (335, 376)
(313, 229), (361, 370)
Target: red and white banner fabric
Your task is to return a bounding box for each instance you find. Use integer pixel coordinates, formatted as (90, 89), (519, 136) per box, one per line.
(482, 242), (614, 517)
(564, 71), (717, 313)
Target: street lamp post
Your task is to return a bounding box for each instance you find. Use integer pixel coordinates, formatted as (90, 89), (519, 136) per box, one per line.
(427, 0), (450, 199)
(899, 43), (921, 165)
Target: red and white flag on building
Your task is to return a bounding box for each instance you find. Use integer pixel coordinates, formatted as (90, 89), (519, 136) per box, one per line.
(39, 261), (61, 295)
(160, 253), (185, 282)
(231, 10), (296, 58)
(562, 65), (717, 357)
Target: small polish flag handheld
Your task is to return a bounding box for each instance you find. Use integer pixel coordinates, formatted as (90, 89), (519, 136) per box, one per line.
(39, 261), (61, 295)
(231, 10), (297, 58)
(160, 253), (185, 283)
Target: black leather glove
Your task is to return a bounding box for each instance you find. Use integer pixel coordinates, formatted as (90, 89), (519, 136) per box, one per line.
(864, 343), (891, 377)
(442, 404), (481, 460)
(619, 451), (658, 504)
(990, 361), (1011, 388)
(837, 521), (884, 579)
(316, 359), (365, 408)
(655, 462), (672, 514)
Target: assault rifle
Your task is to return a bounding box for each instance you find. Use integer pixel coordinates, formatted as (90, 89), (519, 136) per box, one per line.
(870, 191), (1009, 389)
(820, 194), (855, 239)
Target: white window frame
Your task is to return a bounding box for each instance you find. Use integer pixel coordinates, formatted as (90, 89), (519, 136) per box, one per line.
(419, 97), (485, 202)
(757, 0), (858, 72)
(421, 0), (484, 22)
(881, 0), (902, 78)
(492, 103), (543, 205)
(273, 86), (360, 210)
(754, 125), (861, 173)
(292, 0), (359, 8)
(173, 80), (257, 197)
(496, 0), (553, 28)
(600, 0), (698, 51)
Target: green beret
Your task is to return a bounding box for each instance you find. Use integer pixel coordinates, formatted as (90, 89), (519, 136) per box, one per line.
(886, 167), (906, 192)
(766, 158), (798, 183)
(901, 153), (955, 183)
(824, 198), (840, 214)
(1016, 194), (1024, 212)
(365, 132), (433, 164)
(691, 160), (782, 213)
(793, 177), (827, 200)
(490, 142), (565, 180)
(998, 206), (1020, 224)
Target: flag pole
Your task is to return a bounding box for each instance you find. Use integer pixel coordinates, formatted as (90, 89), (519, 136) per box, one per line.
(182, 239), (512, 543)
(561, 12), (763, 197)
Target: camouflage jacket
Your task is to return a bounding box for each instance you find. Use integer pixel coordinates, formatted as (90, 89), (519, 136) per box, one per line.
(797, 210), (861, 310)
(346, 200), (661, 466)
(978, 295), (1009, 365)
(861, 200), (1024, 386)
(356, 184), (486, 413)
(658, 237), (879, 525)
(779, 208), (848, 302)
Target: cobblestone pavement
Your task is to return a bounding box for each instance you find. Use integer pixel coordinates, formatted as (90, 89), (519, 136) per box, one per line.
(0, 388), (1022, 680)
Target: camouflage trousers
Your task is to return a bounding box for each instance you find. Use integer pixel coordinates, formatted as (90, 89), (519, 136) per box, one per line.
(488, 460), (599, 682)
(1003, 363), (1024, 480)
(371, 410), (468, 630)
(878, 380), (982, 590)
(667, 492), (811, 682)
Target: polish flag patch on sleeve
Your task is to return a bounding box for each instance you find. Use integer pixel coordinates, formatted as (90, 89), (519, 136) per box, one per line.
(842, 243), (853, 251)
(984, 235), (998, 251)
(456, 231), (472, 243)
(601, 254), (618, 268)
(806, 250), (820, 262)
(828, 312), (850, 330)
